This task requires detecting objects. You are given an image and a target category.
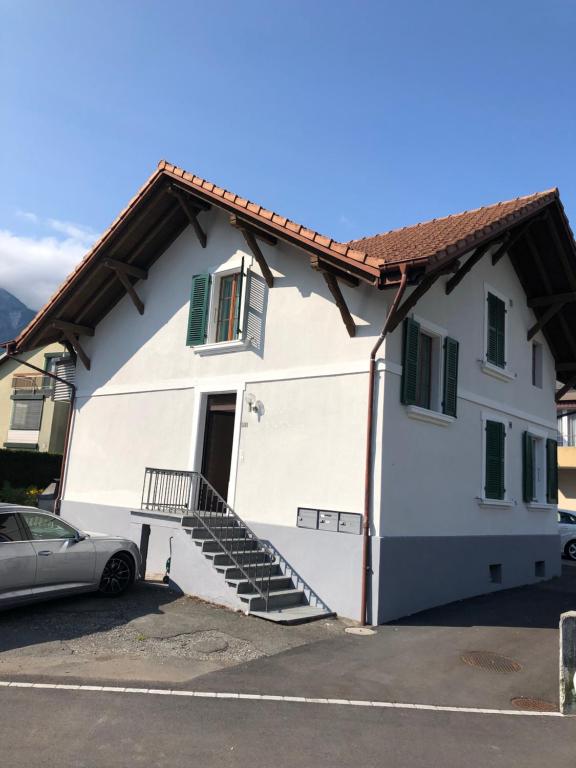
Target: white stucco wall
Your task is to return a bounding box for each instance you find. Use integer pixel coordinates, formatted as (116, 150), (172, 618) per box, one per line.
(378, 246), (558, 538)
(63, 207), (558, 539)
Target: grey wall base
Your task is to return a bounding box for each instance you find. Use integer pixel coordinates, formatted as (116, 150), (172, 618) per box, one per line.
(375, 534), (561, 624)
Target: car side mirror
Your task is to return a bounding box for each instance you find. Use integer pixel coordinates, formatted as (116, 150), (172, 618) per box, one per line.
(74, 531), (87, 543)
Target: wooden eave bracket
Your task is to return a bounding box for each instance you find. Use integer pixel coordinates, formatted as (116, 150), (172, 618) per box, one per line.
(556, 375), (576, 402)
(229, 214), (276, 288)
(322, 271), (356, 337)
(168, 185), (208, 248)
(52, 321), (91, 370)
(527, 302), (566, 341)
(103, 262), (145, 315)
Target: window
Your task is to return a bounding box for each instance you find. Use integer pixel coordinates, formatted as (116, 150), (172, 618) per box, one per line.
(21, 512), (77, 540)
(215, 273), (241, 342)
(186, 268), (245, 347)
(486, 292), (506, 368)
(523, 432), (557, 504)
(10, 399), (43, 430)
(557, 411), (576, 446)
(532, 343), (543, 388)
(0, 513), (25, 543)
(484, 419), (506, 500)
(401, 317), (459, 417)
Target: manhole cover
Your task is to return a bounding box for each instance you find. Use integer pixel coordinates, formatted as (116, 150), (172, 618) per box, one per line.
(345, 627), (375, 636)
(510, 697), (557, 712)
(460, 651), (522, 673)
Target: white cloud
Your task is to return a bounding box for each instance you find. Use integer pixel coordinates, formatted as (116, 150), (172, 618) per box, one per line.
(0, 216), (98, 309)
(47, 218), (98, 245)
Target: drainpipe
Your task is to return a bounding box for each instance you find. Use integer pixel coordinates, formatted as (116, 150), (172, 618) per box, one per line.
(360, 267), (408, 626)
(4, 345), (76, 515)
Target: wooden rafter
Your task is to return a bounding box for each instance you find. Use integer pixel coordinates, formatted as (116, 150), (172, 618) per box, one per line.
(321, 272), (356, 337)
(58, 329), (91, 371)
(557, 375), (576, 402)
(230, 215), (276, 288)
(528, 291), (576, 307)
(445, 242), (493, 295)
(102, 258), (148, 281)
(525, 234), (576, 360)
(527, 302), (565, 341)
(77, 205), (183, 324)
(168, 187), (208, 248)
(492, 214), (547, 266)
(386, 270), (446, 334)
(557, 363), (576, 372)
(106, 266), (145, 315)
(52, 319), (94, 337)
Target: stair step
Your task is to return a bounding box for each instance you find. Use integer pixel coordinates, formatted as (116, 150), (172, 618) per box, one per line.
(218, 562), (281, 579)
(209, 550), (272, 567)
(199, 538), (260, 554)
(182, 515), (242, 530)
(187, 526), (249, 540)
(239, 588), (305, 611)
(228, 574), (294, 593)
(249, 605), (335, 625)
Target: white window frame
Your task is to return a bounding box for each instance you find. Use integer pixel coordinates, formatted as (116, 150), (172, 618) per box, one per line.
(479, 412), (513, 507)
(525, 427), (546, 505)
(482, 283), (515, 382)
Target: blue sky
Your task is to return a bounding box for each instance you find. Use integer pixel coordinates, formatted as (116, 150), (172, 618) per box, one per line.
(1, 0), (574, 308)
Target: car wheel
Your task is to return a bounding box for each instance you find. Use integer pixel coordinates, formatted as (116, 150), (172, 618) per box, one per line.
(565, 540), (576, 562)
(99, 553), (134, 596)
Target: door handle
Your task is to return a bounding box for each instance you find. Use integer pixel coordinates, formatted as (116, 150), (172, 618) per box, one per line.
(38, 551), (52, 556)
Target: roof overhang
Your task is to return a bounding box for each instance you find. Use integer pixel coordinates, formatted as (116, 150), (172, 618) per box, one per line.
(12, 163), (380, 353)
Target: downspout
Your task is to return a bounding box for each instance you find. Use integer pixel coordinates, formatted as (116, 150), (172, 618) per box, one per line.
(4, 345), (77, 515)
(360, 267), (408, 626)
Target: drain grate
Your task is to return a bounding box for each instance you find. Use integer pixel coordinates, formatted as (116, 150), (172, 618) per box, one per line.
(510, 697), (557, 712)
(460, 651), (522, 674)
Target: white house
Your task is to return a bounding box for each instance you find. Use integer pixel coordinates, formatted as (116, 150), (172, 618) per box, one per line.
(10, 161), (575, 623)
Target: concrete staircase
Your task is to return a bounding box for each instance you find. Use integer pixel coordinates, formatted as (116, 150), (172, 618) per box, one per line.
(181, 513), (333, 624)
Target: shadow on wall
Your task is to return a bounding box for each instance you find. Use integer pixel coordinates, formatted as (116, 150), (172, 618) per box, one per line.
(390, 563), (576, 630)
(0, 581), (179, 655)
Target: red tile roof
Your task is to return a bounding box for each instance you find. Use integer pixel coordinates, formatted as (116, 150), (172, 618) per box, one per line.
(349, 189), (559, 267)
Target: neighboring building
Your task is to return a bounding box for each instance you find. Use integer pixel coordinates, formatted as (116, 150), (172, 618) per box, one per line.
(0, 344), (70, 453)
(10, 161), (574, 623)
(557, 391), (576, 511)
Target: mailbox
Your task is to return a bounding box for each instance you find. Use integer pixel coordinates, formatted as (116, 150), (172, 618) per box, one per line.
(318, 510), (339, 532)
(297, 508), (318, 530)
(338, 512), (362, 535)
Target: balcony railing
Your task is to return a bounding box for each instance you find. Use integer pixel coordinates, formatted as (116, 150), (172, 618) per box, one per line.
(11, 373), (52, 395)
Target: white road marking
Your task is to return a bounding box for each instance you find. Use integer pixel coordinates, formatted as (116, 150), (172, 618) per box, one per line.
(0, 680), (564, 717)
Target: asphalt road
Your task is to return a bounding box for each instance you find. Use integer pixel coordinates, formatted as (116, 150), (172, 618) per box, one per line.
(1, 687), (574, 768)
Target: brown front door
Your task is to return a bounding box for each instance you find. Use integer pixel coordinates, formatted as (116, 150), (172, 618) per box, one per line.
(201, 394), (236, 500)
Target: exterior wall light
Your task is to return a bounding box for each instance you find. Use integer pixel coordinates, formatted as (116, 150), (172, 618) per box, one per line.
(245, 392), (263, 415)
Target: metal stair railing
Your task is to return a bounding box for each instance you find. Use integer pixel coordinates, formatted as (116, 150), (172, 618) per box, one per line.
(141, 467), (274, 609)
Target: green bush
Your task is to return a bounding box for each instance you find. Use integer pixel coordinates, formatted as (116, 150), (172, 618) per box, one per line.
(0, 481), (40, 506)
(0, 449), (62, 491)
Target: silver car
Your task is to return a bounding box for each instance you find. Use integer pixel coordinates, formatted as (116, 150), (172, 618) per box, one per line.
(0, 504), (141, 609)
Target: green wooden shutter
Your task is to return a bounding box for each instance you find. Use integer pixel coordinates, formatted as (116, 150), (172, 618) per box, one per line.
(485, 420), (505, 500)
(546, 438), (558, 503)
(186, 274), (211, 346)
(401, 318), (420, 405)
(487, 293), (506, 368)
(442, 337), (459, 417)
(522, 431), (535, 503)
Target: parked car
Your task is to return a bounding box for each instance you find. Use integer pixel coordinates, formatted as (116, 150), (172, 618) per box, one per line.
(0, 504), (141, 609)
(559, 510), (576, 561)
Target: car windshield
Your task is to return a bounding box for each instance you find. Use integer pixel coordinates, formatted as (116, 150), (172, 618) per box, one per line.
(559, 511), (576, 525)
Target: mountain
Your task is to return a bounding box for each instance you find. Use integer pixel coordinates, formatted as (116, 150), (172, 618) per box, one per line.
(0, 289), (36, 342)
